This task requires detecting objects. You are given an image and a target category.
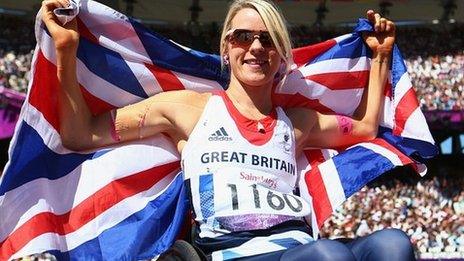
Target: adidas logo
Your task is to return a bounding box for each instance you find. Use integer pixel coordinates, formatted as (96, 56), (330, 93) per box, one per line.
(208, 127), (232, 141)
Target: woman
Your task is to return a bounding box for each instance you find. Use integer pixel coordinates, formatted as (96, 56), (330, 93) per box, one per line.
(42, 0), (414, 260)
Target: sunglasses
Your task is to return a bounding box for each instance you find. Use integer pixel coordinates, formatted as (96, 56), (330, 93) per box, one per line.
(226, 29), (275, 48)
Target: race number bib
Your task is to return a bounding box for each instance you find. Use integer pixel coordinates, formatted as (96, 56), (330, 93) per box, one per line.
(196, 169), (311, 232)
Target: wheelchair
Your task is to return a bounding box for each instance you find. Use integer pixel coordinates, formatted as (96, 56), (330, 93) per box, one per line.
(157, 240), (204, 261)
(158, 221), (206, 261)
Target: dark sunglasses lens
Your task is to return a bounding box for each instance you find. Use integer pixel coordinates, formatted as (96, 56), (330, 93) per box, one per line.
(234, 31), (254, 44)
(232, 30), (274, 47)
(259, 33), (273, 47)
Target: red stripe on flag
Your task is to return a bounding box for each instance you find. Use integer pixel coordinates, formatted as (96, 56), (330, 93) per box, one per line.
(292, 39), (337, 67)
(77, 18), (98, 44)
(0, 161), (180, 260)
(304, 166), (333, 228)
(145, 63), (185, 91)
(384, 81), (392, 99)
(304, 70), (369, 90)
(304, 149), (325, 167)
(273, 92), (335, 113)
(369, 138), (414, 166)
(80, 86), (117, 115)
(393, 88), (419, 136)
(29, 50), (60, 131)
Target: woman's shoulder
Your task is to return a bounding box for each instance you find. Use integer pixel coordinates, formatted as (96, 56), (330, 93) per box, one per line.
(148, 90), (215, 142)
(153, 89), (213, 108)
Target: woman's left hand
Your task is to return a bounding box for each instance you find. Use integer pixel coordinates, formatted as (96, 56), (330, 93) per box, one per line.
(363, 10), (396, 55)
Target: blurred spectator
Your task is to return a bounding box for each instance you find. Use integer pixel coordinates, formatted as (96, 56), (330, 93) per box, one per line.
(320, 175), (464, 259)
(1, 11), (464, 261)
(0, 49), (33, 93)
(1, 13), (463, 111)
(0, 14), (34, 94)
(395, 24), (464, 58)
(407, 52), (464, 110)
(12, 252), (56, 261)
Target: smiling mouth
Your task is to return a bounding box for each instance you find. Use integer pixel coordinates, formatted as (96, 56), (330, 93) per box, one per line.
(243, 59), (268, 65)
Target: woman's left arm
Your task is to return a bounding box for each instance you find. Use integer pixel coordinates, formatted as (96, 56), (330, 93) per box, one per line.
(292, 10), (395, 150)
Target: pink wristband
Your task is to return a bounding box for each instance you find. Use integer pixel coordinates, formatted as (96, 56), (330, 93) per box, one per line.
(336, 115), (353, 135)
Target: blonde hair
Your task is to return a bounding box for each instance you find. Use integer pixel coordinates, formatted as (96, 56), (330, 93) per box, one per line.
(219, 0), (293, 76)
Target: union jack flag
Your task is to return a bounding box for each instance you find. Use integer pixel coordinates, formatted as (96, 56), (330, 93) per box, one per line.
(0, 0), (437, 260)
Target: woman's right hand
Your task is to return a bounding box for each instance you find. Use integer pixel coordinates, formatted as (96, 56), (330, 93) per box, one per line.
(41, 0), (79, 51)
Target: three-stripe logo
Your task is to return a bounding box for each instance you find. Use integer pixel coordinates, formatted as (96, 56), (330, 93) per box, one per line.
(208, 127), (232, 141)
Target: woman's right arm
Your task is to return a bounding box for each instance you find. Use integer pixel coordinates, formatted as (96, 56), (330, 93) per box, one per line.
(42, 0), (102, 150)
(42, 0), (197, 151)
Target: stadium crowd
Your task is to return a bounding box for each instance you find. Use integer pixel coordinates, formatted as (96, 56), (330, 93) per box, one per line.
(0, 50), (33, 94)
(291, 24), (464, 111)
(1, 13), (463, 260)
(320, 172), (464, 259)
(0, 15), (35, 94)
(1, 14), (464, 112)
(407, 53), (464, 111)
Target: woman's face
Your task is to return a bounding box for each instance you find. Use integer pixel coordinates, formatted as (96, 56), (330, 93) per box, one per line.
(226, 8), (281, 88)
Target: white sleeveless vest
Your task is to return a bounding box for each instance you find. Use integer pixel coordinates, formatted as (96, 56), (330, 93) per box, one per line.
(181, 93), (311, 238)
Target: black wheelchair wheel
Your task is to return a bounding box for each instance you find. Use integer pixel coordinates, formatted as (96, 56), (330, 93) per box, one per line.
(158, 240), (203, 261)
